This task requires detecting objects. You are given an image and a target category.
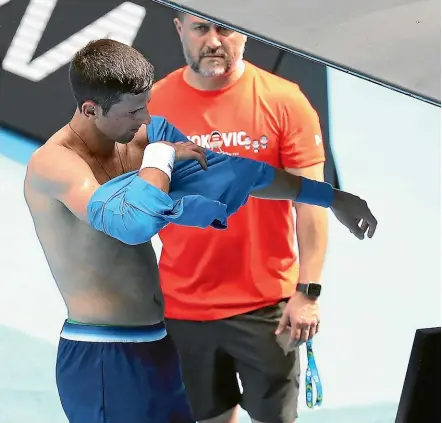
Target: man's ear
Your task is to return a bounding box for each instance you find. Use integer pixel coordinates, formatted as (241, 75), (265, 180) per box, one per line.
(173, 17), (183, 38)
(82, 101), (98, 118)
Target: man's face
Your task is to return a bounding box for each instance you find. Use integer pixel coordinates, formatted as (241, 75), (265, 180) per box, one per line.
(87, 90), (151, 144)
(174, 15), (247, 77)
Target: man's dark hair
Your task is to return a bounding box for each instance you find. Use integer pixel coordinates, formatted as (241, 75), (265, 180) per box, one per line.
(69, 39), (155, 115)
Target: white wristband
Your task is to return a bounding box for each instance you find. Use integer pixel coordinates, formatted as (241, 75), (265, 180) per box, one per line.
(141, 143), (176, 181)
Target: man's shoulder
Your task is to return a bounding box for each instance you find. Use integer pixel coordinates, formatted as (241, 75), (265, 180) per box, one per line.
(152, 67), (186, 93)
(27, 134), (83, 184)
(247, 62), (303, 97)
(246, 62), (316, 116)
(25, 144), (67, 201)
(150, 67), (188, 114)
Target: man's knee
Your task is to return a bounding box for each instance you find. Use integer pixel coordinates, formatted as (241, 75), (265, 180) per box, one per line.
(199, 406), (239, 423)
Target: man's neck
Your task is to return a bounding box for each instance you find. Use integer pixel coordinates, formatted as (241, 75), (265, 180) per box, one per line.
(69, 111), (115, 157)
(183, 60), (246, 91)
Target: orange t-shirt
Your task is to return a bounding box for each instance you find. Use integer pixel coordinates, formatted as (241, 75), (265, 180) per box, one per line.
(149, 62), (325, 321)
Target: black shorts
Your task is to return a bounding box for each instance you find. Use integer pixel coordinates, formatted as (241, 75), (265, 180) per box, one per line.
(166, 300), (300, 423)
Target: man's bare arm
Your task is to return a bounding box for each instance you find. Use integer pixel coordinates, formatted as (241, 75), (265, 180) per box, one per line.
(26, 145), (101, 221)
(249, 166), (377, 239)
(250, 167), (303, 201)
(25, 144), (178, 246)
(26, 145), (172, 222)
(287, 164), (328, 283)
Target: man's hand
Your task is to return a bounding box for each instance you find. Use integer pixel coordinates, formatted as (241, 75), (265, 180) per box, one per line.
(160, 141), (208, 170)
(331, 190), (377, 240)
(275, 292), (320, 350)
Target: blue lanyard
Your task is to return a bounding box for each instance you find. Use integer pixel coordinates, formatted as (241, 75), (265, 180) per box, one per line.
(305, 339), (323, 408)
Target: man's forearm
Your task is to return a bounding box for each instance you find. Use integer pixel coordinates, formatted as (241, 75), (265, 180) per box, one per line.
(251, 163), (328, 280)
(138, 142), (175, 193)
(87, 174), (177, 245)
(86, 139), (180, 245)
(251, 167), (302, 200)
(251, 167), (334, 208)
(296, 204), (328, 282)
(138, 168), (170, 194)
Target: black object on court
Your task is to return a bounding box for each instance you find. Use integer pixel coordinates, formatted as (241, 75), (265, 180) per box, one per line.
(395, 327), (441, 423)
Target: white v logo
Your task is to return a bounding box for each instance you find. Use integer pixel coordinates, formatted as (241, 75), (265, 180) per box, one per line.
(2, 0), (146, 81)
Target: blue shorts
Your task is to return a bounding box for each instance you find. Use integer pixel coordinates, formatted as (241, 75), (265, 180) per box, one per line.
(56, 320), (194, 423)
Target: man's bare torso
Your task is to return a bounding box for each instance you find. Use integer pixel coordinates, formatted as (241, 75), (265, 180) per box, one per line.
(24, 126), (164, 326)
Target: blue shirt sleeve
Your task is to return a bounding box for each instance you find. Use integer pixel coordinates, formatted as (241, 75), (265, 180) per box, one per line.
(87, 117), (276, 245)
(147, 116), (275, 225)
(87, 172), (230, 244)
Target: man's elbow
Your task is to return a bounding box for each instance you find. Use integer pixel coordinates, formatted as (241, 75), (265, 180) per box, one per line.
(87, 203), (165, 246)
(85, 174), (183, 245)
(110, 221), (156, 246)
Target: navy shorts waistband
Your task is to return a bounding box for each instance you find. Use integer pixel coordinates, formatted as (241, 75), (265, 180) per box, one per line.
(60, 320), (167, 343)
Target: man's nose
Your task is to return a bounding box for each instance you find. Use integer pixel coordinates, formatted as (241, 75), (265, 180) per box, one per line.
(205, 28), (222, 50)
(141, 109), (151, 126)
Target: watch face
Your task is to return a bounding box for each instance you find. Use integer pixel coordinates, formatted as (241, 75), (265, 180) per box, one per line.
(307, 283), (321, 297)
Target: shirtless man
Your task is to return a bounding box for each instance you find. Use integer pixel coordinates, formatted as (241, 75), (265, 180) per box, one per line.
(24, 39), (377, 423)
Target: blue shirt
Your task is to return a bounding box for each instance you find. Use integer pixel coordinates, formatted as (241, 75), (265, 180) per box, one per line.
(87, 116), (275, 244)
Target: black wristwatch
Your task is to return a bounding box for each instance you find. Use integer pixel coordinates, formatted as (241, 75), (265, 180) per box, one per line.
(296, 282), (322, 299)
